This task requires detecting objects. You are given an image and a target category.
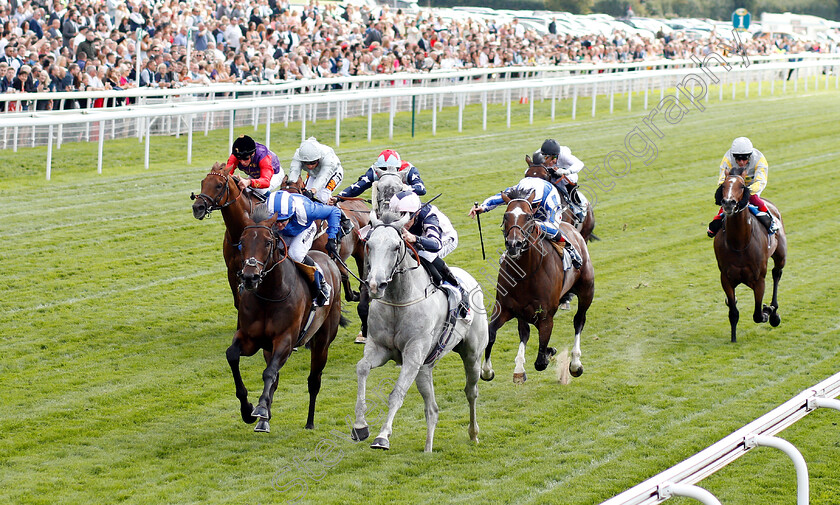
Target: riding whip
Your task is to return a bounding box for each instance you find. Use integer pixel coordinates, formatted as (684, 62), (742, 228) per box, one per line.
(475, 202), (486, 260)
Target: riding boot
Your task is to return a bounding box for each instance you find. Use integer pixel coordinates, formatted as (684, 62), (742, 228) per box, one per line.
(754, 212), (777, 235)
(419, 256), (444, 286)
(572, 202), (586, 224)
(707, 217), (724, 238)
(302, 255), (331, 307)
(339, 210), (354, 238)
(432, 257), (471, 320)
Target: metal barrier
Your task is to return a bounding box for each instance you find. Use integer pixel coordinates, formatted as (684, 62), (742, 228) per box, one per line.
(2, 55), (839, 179)
(600, 371), (840, 505)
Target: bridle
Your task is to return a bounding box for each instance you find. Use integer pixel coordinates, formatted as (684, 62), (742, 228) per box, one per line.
(365, 224), (421, 286)
(191, 171), (245, 216)
(722, 176), (749, 216)
(503, 198), (537, 247)
(238, 224), (289, 286)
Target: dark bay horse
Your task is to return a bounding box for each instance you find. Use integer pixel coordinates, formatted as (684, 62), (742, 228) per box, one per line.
(229, 205), (347, 432)
(714, 169), (787, 342)
(191, 162), (263, 308)
(524, 155), (598, 242)
(481, 188), (595, 384)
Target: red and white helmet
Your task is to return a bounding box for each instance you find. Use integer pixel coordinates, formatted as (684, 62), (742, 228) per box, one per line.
(374, 149), (401, 169)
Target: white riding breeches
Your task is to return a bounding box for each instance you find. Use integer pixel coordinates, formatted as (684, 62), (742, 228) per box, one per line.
(286, 222), (318, 263)
(418, 236), (457, 262)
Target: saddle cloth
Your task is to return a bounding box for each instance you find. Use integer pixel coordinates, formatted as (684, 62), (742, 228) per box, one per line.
(548, 241), (573, 271)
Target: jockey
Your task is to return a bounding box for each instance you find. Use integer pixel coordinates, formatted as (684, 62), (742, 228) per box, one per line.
(265, 190), (342, 307)
(389, 191), (470, 320)
(708, 137), (778, 237)
(226, 135), (284, 196)
(537, 138), (586, 224)
(337, 149), (427, 199)
(470, 177), (583, 269)
(288, 136), (352, 236)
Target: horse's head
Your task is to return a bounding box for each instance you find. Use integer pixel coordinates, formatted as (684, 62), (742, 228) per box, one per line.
(374, 167), (407, 215)
(192, 162), (237, 219)
(365, 211), (411, 298)
(524, 153), (550, 181)
(238, 204), (283, 291)
(501, 188), (537, 259)
(280, 176), (305, 194)
(719, 169), (751, 217)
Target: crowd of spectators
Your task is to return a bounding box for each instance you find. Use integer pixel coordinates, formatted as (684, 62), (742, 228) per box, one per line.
(0, 0), (834, 110)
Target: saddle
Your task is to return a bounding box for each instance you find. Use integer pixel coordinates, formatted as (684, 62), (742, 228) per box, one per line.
(293, 260), (317, 284)
(548, 240), (574, 271)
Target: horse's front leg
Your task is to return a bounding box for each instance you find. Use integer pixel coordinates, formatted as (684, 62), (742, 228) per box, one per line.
(751, 276), (769, 324)
(721, 274), (739, 343)
(355, 283), (370, 344)
(252, 338), (293, 433)
(414, 366), (439, 452)
(226, 334), (256, 424)
(514, 318), (533, 382)
(482, 302), (510, 382)
(371, 347), (425, 450)
(533, 316), (557, 372)
(352, 339), (391, 441)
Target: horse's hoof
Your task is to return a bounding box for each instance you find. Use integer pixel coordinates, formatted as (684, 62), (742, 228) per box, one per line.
(534, 358), (548, 372)
(480, 370), (495, 381)
(354, 332), (366, 344)
(546, 347), (557, 358)
(351, 426), (370, 441)
(370, 437), (390, 450)
(559, 302), (571, 311)
(251, 405), (270, 420)
(241, 404), (257, 424)
(305, 423), (314, 430)
(513, 372), (527, 384)
(254, 419), (270, 433)
(769, 313), (781, 327)
(570, 364), (584, 378)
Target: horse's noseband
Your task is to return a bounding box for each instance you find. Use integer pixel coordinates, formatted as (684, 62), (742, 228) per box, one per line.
(195, 172), (242, 215)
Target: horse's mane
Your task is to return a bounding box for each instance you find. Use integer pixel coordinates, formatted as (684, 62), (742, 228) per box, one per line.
(506, 187), (533, 201)
(251, 203), (274, 223)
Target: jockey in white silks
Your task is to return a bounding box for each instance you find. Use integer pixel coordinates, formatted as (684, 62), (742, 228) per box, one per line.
(288, 136), (353, 236)
(537, 138), (588, 224)
(389, 191), (471, 320)
(471, 177), (583, 269)
(266, 190), (341, 306)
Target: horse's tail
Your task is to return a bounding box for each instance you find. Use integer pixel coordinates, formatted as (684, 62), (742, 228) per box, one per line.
(588, 233), (601, 242)
(339, 314), (351, 328)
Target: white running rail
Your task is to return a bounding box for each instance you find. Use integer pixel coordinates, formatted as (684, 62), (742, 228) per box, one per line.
(600, 371), (840, 505)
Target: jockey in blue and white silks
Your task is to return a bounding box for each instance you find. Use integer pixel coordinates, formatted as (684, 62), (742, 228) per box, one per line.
(266, 190), (342, 306)
(473, 177), (582, 269)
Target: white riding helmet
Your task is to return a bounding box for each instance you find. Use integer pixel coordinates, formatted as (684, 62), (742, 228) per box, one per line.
(298, 137), (322, 162)
(731, 137), (753, 155)
(389, 191), (421, 214)
(374, 149), (401, 169)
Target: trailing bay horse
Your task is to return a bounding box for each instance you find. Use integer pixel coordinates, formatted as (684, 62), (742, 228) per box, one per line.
(228, 204), (347, 433)
(191, 162), (263, 308)
(524, 155), (598, 242)
(481, 188), (594, 384)
(351, 212), (488, 452)
(713, 169), (786, 342)
(280, 177), (370, 302)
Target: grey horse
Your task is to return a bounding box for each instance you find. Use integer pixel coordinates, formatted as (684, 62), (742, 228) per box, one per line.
(351, 212), (489, 452)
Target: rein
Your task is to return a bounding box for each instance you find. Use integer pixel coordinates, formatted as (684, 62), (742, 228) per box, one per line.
(240, 224), (290, 284)
(367, 224), (430, 305)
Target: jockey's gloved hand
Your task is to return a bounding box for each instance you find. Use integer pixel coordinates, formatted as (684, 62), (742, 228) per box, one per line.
(302, 188), (316, 200)
(326, 238), (339, 258)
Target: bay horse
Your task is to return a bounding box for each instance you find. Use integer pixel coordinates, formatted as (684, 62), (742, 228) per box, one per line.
(228, 204), (347, 433)
(713, 169), (786, 342)
(191, 162), (263, 308)
(481, 188), (594, 384)
(524, 155), (598, 242)
(351, 212), (488, 452)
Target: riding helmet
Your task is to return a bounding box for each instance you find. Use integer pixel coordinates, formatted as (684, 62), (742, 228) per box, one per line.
(531, 151), (546, 165)
(232, 135), (256, 159)
(389, 191), (421, 214)
(730, 137), (753, 155)
(540, 139), (561, 157)
(374, 149), (401, 169)
(297, 137), (322, 162)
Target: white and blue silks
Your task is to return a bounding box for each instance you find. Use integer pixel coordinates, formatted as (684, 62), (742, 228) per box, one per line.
(266, 190), (341, 262)
(479, 177), (564, 238)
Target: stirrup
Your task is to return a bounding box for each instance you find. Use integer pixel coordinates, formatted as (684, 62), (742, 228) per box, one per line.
(565, 243), (582, 269)
(314, 281), (331, 307)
